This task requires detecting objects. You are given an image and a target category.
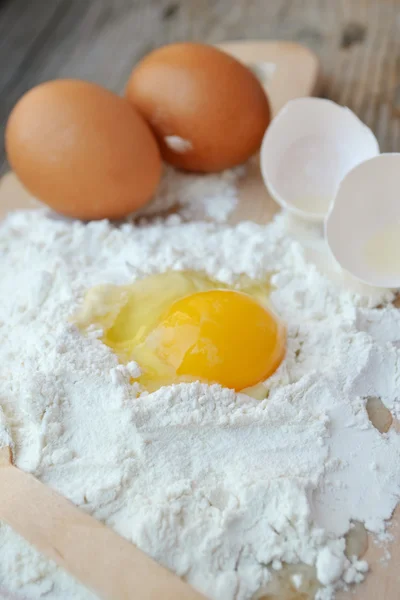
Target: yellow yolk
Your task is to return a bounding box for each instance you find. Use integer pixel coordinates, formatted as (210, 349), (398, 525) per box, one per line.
(74, 271), (286, 393)
(143, 290), (285, 391)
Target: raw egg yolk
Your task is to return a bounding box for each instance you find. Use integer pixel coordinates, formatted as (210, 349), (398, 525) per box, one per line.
(143, 290), (285, 391)
(74, 271), (286, 393)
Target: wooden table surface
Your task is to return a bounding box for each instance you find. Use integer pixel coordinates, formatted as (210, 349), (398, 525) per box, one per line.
(1, 0), (400, 175)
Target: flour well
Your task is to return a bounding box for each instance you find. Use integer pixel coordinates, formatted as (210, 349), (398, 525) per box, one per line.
(1, 207), (400, 600)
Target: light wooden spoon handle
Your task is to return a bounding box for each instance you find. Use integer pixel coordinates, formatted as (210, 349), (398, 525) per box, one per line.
(0, 453), (205, 600)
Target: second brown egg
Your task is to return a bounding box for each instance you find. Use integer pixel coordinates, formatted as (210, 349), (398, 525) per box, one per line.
(126, 43), (271, 173)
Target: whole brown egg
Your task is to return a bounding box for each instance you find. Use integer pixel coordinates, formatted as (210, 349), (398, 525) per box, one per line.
(125, 43), (271, 172)
(6, 80), (162, 220)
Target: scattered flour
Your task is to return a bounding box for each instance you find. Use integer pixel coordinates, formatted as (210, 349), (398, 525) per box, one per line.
(164, 135), (193, 153)
(0, 406), (12, 450)
(291, 573), (303, 590)
(1, 205), (400, 600)
(137, 165), (243, 222)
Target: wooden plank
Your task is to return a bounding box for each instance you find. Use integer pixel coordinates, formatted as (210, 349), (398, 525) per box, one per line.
(0, 449), (206, 600)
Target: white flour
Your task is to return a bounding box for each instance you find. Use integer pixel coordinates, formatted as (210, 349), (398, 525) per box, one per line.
(0, 406), (12, 450)
(164, 135), (193, 153)
(137, 165), (242, 222)
(1, 204), (400, 600)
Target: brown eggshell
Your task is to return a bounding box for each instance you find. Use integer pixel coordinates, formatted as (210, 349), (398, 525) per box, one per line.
(6, 79), (162, 220)
(125, 43), (271, 173)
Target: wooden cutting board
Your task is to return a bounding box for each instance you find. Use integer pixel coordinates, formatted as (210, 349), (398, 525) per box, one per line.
(1, 40), (399, 600)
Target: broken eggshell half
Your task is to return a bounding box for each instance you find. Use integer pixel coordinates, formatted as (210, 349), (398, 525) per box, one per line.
(326, 153), (400, 288)
(260, 98), (379, 221)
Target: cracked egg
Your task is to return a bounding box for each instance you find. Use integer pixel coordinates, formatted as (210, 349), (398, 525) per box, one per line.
(326, 154), (400, 288)
(260, 98), (379, 221)
(74, 271), (286, 394)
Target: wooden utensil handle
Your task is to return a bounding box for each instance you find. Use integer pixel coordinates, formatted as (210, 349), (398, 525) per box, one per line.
(0, 462), (205, 600)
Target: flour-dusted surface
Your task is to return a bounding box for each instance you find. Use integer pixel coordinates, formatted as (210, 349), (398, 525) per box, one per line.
(137, 165), (243, 222)
(1, 209), (400, 600)
(0, 406), (13, 450)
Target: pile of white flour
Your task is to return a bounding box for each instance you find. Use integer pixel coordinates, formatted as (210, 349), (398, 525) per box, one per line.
(1, 201), (400, 600)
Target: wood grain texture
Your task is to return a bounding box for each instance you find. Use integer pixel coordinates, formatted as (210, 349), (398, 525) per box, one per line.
(1, 0), (400, 174)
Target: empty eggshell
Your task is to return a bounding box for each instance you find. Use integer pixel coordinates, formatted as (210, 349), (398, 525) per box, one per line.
(326, 154), (400, 288)
(260, 98), (379, 221)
